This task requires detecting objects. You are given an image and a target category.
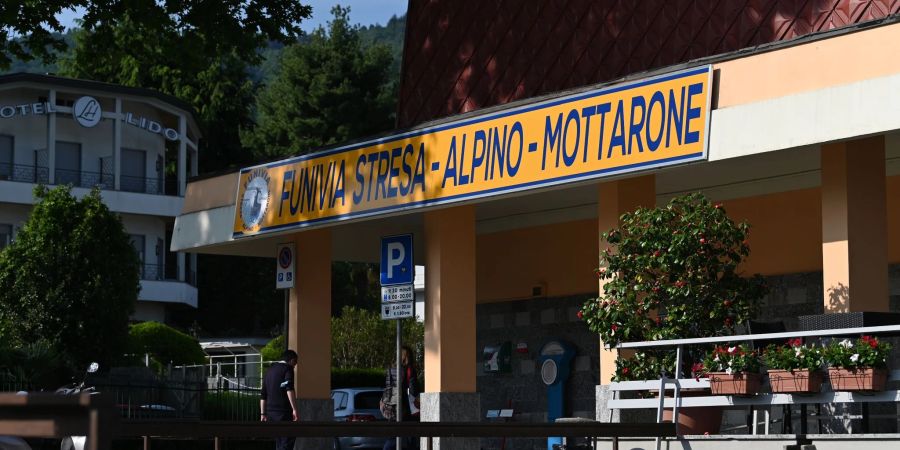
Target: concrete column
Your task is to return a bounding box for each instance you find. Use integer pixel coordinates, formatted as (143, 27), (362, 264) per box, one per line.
(178, 116), (187, 196)
(177, 252), (186, 282)
(47, 90), (56, 185)
(287, 229), (333, 449)
(114, 98), (122, 190)
(595, 175), (655, 422)
(821, 136), (888, 313)
(422, 205), (479, 450)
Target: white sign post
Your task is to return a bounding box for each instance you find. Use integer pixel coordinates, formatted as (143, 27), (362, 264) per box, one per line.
(380, 234), (414, 449)
(276, 243), (294, 352)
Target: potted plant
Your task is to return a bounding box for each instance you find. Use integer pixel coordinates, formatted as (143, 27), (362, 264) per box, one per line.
(823, 336), (892, 391)
(580, 193), (767, 434)
(764, 339), (825, 393)
(699, 344), (762, 396)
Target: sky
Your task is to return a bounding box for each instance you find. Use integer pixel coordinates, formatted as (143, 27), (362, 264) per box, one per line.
(56, 0), (408, 32)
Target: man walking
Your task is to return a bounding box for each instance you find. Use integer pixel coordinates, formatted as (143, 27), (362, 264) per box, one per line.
(260, 349), (299, 450)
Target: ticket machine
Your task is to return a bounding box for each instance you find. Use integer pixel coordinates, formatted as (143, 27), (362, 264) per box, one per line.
(538, 340), (575, 450)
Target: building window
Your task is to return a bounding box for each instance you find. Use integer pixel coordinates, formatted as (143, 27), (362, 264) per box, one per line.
(0, 135), (12, 180)
(0, 224), (12, 251)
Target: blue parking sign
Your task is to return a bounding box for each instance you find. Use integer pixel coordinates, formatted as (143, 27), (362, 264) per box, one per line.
(380, 234), (413, 286)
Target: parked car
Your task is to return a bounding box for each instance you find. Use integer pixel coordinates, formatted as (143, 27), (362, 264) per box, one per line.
(332, 387), (386, 450)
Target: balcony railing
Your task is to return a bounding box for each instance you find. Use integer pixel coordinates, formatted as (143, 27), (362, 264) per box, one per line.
(140, 263), (196, 286)
(0, 163), (170, 196)
(0, 162), (49, 184)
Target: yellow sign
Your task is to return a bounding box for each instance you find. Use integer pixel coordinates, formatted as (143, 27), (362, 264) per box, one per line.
(234, 65), (712, 238)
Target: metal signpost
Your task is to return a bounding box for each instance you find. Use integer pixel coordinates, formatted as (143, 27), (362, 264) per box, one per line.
(276, 243), (295, 350)
(380, 234), (414, 450)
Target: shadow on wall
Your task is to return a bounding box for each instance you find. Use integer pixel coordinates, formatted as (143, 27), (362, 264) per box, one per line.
(827, 282), (849, 313)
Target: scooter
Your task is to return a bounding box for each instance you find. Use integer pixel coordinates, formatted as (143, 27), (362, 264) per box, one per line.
(58, 362), (99, 450)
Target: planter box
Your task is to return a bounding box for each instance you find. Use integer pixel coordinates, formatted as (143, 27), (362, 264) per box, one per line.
(828, 367), (888, 392)
(767, 369), (824, 393)
(708, 372), (762, 396)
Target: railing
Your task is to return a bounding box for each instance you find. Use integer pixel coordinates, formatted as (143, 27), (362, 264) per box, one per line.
(121, 174), (162, 195)
(607, 324), (900, 443)
(0, 163), (172, 196)
(0, 162), (49, 184)
(115, 420), (675, 450)
(139, 264), (163, 281)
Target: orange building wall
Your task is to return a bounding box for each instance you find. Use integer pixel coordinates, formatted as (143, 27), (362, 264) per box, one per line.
(476, 219), (598, 303)
(477, 175), (900, 303)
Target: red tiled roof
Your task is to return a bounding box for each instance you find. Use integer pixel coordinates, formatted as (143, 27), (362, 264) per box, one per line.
(398, 0), (900, 128)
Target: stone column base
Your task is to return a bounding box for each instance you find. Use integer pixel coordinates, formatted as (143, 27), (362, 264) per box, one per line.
(295, 398), (333, 450)
(420, 392), (480, 450)
(596, 385), (655, 424)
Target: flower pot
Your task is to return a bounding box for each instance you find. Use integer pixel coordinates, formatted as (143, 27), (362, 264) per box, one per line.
(767, 369), (824, 393)
(828, 367), (888, 392)
(708, 372), (762, 396)
(662, 405), (724, 435)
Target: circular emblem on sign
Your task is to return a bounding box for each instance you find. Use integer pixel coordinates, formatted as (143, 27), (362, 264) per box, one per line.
(240, 169), (271, 232)
(278, 246), (292, 269)
(73, 96), (102, 128)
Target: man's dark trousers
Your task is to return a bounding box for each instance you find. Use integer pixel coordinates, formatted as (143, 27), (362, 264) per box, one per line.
(266, 410), (295, 450)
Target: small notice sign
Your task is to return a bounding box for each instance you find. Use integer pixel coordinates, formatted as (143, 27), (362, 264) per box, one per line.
(381, 301), (415, 320)
(381, 284), (414, 303)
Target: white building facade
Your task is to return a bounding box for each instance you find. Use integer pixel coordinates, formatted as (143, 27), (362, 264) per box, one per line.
(0, 73), (201, 323)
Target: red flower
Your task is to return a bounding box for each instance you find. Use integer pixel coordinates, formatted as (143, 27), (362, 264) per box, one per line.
(723, 300), (732, 307)
(788, 338), (802, 347)
(714, 203), (723, 209)
(576, 310), (583, 320)
(653, 250), (661, 257)
(611, 324), (618, 332)
(622, 367), (630, 375)
(699, 238), (707, 245)
(869, 340), (878, 348)
(724, 317), (733, 327)
(675, 280), (686, 288)
(654, 317), (661, 325)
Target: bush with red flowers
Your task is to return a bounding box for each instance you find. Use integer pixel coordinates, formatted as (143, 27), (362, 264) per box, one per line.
(579, 193), (767, 378)
(823, 336), (892, 370)
(580, 192), (766, 342)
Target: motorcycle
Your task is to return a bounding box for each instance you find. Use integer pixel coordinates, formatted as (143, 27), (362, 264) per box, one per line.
(58, 362), (99, 450)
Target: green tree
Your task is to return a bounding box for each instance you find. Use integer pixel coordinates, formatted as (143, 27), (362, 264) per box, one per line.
(57, 0), (312, 172)
(331, 306), (423, 369)
(128, 321), (206, 368)
(0, 1), (73, 69)
(0, 186), (140, 370)
(242, 6), (397, 160)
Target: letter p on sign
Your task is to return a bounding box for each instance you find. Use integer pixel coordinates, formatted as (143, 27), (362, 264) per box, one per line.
(380, 234), (413, 286)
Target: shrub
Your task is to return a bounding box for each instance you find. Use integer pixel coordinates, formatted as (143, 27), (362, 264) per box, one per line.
(128, 322), (206, 369)
(260, 335), (285, 362)
(332, 367), (385, 388)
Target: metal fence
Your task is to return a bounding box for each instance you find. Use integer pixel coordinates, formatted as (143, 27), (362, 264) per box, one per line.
(0, 162), (49, 184)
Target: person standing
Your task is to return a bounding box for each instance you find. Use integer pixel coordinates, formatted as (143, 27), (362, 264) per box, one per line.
(260, 349), (299, 450)
(382, 345), (420, 450)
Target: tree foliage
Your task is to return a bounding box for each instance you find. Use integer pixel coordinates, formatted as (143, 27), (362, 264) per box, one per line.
(242, 6), (397, 160)
(0, 1), (73, 69)
(0, 186), (140, 370)
(56, 0), (312, 172)
(331, 306), (423, 370)
(128, 321), (206, 367)
(581, 193), (767, 346)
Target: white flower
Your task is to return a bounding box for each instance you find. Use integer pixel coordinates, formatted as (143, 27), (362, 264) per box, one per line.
(794, 348), (803, 357)
(850, 354), (860, 363)
(727, 346), (736, 354)
(713, 355), (719, 362)
(839, 339), (853, 349)
(725, 367), (733, 375)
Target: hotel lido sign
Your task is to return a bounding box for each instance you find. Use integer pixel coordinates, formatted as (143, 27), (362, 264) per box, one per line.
(234, 65), (713, 238)
(0, 96), (181, 141)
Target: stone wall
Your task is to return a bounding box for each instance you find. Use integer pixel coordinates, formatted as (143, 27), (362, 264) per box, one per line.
(476, 294), (598, 450)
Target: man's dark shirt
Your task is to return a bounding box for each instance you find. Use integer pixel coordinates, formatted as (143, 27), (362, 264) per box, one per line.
(261, 361), (294, 413)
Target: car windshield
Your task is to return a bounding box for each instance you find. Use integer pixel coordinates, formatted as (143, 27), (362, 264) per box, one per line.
(354, 391), (382, 410)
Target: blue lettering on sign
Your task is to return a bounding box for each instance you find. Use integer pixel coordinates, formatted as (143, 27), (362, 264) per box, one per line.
(380, 234), (414, 286)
